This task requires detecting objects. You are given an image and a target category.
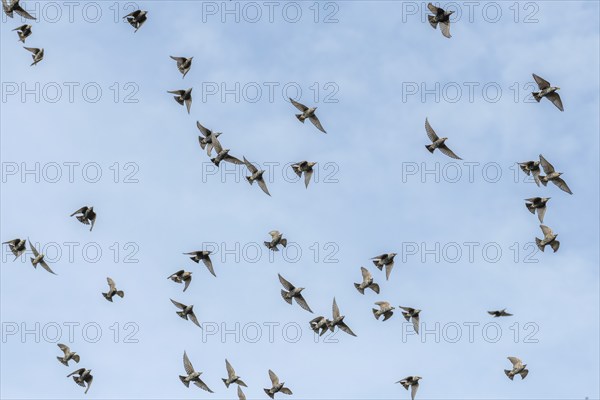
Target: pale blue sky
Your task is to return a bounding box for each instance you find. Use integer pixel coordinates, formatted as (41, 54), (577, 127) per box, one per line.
(1, 1), (599, 399)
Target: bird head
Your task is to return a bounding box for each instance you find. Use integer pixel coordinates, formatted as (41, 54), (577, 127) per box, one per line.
(308, 162), (317, 168)
(298, 287), (305, 292)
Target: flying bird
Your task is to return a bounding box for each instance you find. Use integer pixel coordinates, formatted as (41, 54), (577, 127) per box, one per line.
(167, 88), (193, 114)
(2, 0), (35, 19)
(170, 56), (193, 78)
(289, 98), (326, 133)
(291, 161), (317, 188)
(264, 230), (287, 251)
(243, 157), (271, 196)
(196, 121), (222, 155)
(222, 359), (247, 388)
(354, 266), (380, 294)
(400, 306), (421, 334)
(427, 2), (453, 38)
(29, 240), (57, 275)
(13, 24), (31, 42)
(23, 46), (43, 66)
(536, 224), (560, 253)
(518, 160), (541, 186)
(56, 344), (80, 366)
(209, 135), (243, 167)
(183, 250), (215, 277)
(3, 238), (26, 260)
(123, 9), (147, 32)
(424, 118), (462, 159)
(180, 351), (213, 392)
(525, 197), (550, 223)
(372, 301), (395, 321)
(539, 154), (572, 194)
(102, 277), (124, 302)
(167, 270), (193, 292)
(328, 297), (357, 337)
(397, 376), (422, 400)
(170, 299), (201, 328)
(70, 206), (96, 231)
(67, 368), (93, 394)
(309, 316), (331, 336)
(278, 273), (313, 313)
(264, 369), (292, 399)
(505, 357), (529, 380)
(371, 253), (397, 281)
(532, 73), (563, 111)
(488, 309), (513, 317)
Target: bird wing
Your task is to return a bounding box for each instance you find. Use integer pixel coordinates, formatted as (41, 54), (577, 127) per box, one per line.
(202, 256), (216, 277)
(14, 4), (35, 20)
(289, 98), (308, 112)
(224, 154), (244, 165)
(257, 178), (271, 196)
(332, 298), (340, 319)
(309, 115), (327, 133)
(39, 260), (57, 275)
(438, 143), (462, 160)
(83, 374), (93, 393)
(537, 205), (547, 223)
(29, 241), (39, 257)
(545, 92), (563, 111)
(539, 154), (554, 174)
(269, 230), (281, 239)
(295, 294), (313, 313)
(532, 73), (550, 90)
(338, 321), (357, 337)
(167, 89), (184, 95)
(375, 301), (390, 309)
(399, 306), (414, 313)
(184, 97), (192, 114)
(411, 382), (419, 400)
(237, 386), (246, 400)
(412, 314), (420, 334)
(507, 356), (522, 367)
(243, 156), (258, 173)
(385, 262), (394, 280)
(540, 224), (553, 237)
(427, 3), (439, 13)
(70, 206), (87, 216)
(194, 379), (213, 393)
(268, 370), (279, 386)
(183, 276), (191, 292)
(303, 169), (313, 188)
(552, 177), (572, 194)
(107, 277), (116, 290)
(424, 118), (439, 142)
(278, 274), (294, 290)
(67, 368), (85, 377)
(280, 388), (293, 395)
(188, 311), (201, 327)
(170, 299), (186, 310)
(58, 343), (69, 354)
(170, 55), (186, 64)
(183, 351), (195, 374)
(440, 20), (451, 38)
(195, 121), (211, 137)
(210, 134), (224, 154)
(225, 359), (236, 379)
(360, 266), (371, 282)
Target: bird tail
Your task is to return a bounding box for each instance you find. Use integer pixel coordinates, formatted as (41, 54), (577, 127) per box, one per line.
(428, 15), (438, 28)
(425, 144), (435, 153)
(116, 290), (124, 298)
(265, 242), (278, 251)
(246, 176), (254, 185)
(30, 258), (37, 267)
(57, 356), (68, 366)
(295, 114), (305, 122)
(370, 283), (380, 294)
(532, 92), (542, 102)
(539, 176), (548, 186)
(174, 96), (184, 105)
(210, 157), (219, 166)
(264, 389), (274, 399)
(354, 283), (365, 294)
(179, 376), (190, 387)
(372, 309), (380, 319)
(222, 378), (230, 388)
(402, 312), (411, 321)
(535, 238), (544, 252)
(525, 203), (535, 214)
(281, 290), (293, 304)
(280, 238), (287, 247)
(102, 292), (113, 302)
(504, 370), (514, 380)
(292, 166), (302, 177)
(189, 256), (200, 263)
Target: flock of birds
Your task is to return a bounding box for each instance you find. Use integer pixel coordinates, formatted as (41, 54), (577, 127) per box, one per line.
(2, 0), (574, 398)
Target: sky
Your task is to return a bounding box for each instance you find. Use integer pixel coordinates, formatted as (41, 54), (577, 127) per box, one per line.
(1, 1), (599, 399)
